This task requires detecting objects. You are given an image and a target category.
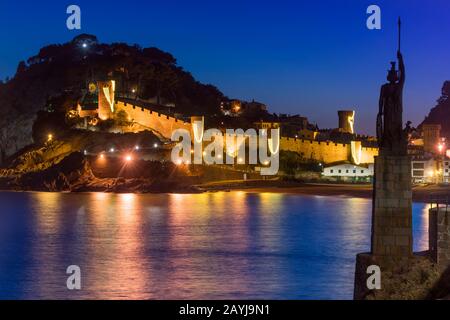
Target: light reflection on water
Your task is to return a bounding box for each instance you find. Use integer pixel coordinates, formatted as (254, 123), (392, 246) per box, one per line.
(0, 191), (429, 300)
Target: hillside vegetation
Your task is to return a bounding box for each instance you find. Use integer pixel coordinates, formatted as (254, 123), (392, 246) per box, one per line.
(0, 34), (225, 163)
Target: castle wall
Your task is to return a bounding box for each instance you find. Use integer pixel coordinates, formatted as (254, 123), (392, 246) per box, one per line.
(115, 101), (192, 139)
(280, 137), (378, 164)
(281, 137), (349, 163)
(77, 104), (97, 118)
(360, 147), (378, 164)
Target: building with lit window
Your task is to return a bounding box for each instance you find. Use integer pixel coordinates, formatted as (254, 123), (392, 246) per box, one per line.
(411, 156), (437, 184)
(444, 159), (450, 183)
(322, 162), (374, 182)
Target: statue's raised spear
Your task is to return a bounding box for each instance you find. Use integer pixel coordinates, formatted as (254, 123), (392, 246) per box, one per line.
(398, 17), (401, 53)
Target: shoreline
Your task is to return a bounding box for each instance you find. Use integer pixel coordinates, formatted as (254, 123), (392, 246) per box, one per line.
(200, 182), (449, 203)
(1, 181), (448, 203)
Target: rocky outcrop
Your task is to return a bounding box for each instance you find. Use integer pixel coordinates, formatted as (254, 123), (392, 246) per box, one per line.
(10, 152), (93, 191)
(0, 150), (201, 193)
(8, 140), (74, 174)
(354, 252), (441, 300)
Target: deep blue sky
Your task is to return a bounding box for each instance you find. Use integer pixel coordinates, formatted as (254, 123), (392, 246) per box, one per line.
(0, 0), (449, 134)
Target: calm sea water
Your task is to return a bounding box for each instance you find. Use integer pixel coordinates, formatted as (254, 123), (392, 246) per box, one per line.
(0, 191), (429, 300)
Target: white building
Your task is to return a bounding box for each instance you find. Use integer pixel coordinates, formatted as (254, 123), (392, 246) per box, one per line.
(411, 157), (437, 184)
(322, 162), (374, 182)
(322, 157), (450, 184)
(444, 159), (450, 183)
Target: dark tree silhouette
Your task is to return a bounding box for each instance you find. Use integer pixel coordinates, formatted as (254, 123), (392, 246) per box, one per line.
(420, 81), (450, 138)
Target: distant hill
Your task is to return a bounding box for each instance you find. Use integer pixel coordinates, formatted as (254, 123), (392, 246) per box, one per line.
(420, 81), (450, 137)
(0, 34), (226, 162)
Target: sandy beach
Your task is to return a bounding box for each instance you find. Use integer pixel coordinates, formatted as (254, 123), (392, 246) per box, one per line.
(198, 180), (450, 203)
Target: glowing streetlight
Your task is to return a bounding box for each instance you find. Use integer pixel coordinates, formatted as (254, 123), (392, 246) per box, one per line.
(153, 143), (158, 148)
(47, 134), (53, 142)
(82, 43), (87, 48)
(125, 154), (133, 162)
(110, 148), (115, 153)
(438, 143), (444, 153)
(135, 145), (140, 150)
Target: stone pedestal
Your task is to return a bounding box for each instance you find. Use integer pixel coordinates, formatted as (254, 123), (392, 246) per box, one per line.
(429, 208), (450, 269)
(371, 155), (413, 257)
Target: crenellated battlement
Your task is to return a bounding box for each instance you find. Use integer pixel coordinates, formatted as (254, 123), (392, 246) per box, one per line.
(280, 136), (378, 164)
(114, 100), (193, 139)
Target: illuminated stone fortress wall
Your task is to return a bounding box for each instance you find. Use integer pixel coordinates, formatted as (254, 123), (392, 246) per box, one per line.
(95, 80), (193, 139)
(280, 137), (378, 164)
(280, 109), (378, 165)
(90, 80), (378, 165)
(115, 100), (193, 139)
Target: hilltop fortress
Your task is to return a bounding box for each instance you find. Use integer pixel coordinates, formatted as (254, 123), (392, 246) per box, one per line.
(75, 80), (378, 169)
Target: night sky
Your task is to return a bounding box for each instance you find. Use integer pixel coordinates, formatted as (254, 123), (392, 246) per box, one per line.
(0, 0), (449, 134)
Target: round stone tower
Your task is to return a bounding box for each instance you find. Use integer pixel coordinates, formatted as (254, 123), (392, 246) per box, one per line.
(98, 80), (116, 120)
(338, 110), (355, 134)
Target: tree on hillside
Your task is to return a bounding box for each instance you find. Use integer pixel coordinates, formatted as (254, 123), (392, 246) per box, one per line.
(115, 110), (131, 133)
(0, 34), (227, 156)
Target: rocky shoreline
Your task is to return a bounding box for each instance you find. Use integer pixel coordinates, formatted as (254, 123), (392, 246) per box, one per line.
(0, 151), (201, 194)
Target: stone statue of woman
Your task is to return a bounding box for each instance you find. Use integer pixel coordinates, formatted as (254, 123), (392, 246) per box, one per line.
(376, 50), (406, 156)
